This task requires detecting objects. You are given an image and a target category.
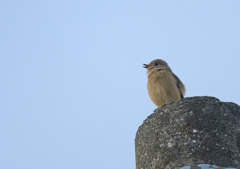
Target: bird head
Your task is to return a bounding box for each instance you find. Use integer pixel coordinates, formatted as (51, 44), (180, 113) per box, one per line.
(143, 59), (172, 75)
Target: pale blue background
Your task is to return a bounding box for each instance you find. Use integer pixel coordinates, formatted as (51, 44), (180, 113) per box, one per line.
(181, 164), (236, 169)
(1, 1), (240, 169)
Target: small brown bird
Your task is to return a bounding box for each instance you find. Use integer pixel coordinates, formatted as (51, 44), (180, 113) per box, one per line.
(143, 59), (186, 107)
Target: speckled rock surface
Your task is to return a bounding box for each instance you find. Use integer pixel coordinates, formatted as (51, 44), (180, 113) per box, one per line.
(135, 96), (240, 169)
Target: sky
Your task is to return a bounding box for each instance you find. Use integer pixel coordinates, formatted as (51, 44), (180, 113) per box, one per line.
(181, 164), (236, 169)
(1, 1), (240, 169)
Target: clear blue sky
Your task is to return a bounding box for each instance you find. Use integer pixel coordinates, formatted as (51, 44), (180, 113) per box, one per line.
(1, 1), (240, 169)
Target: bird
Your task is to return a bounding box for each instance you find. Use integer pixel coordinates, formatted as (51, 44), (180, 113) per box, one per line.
(143, 59), (186, 107)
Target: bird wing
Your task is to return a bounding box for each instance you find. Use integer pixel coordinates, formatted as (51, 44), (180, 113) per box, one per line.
(172, 73), (186, 98)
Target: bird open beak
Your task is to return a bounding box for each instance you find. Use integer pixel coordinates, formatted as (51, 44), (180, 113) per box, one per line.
(143, 64), (151, 69)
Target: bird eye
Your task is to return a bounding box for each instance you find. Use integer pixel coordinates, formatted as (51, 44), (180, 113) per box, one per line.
(155, 63), (158, 66)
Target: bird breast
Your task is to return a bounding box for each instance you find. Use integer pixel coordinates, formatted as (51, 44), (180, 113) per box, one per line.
(147, 71), (181, 107)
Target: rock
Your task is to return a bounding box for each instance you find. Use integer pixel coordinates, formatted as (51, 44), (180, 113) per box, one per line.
(135, 96), (240, 169)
